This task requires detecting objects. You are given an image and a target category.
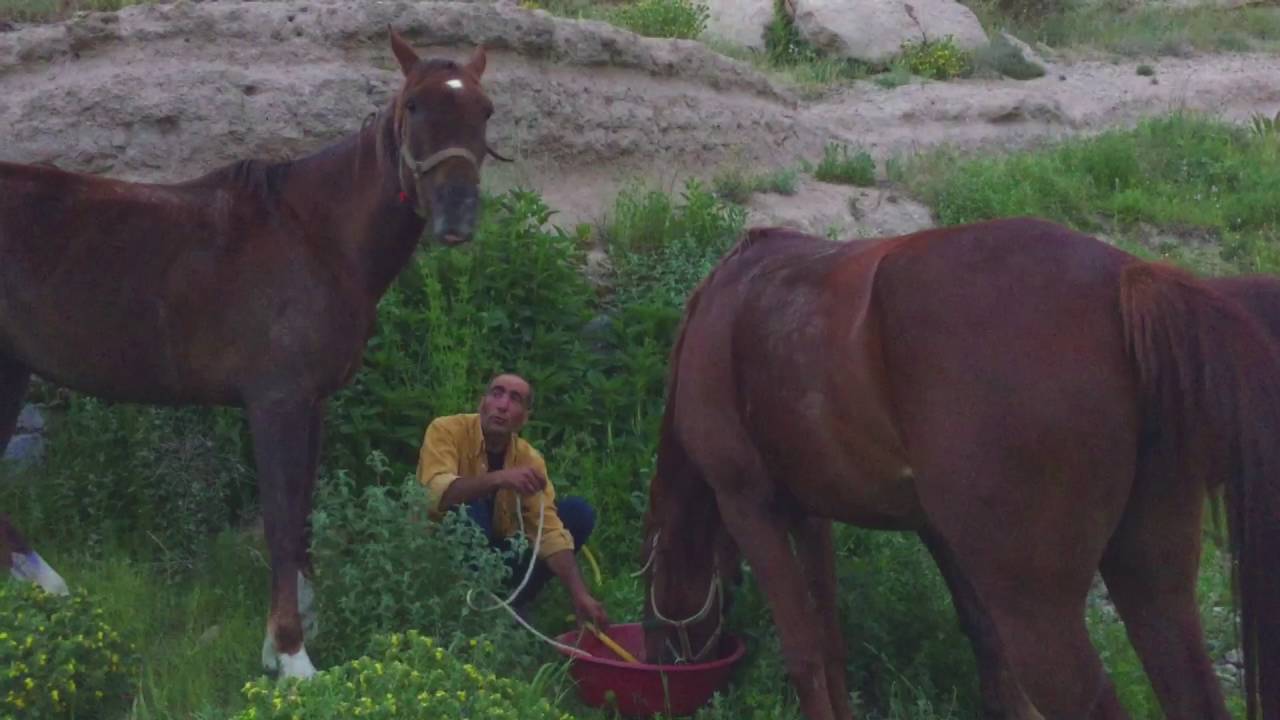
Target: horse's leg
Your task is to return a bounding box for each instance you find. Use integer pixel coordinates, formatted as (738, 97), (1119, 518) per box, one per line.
(712, 481), (839, 720)
(906, 428), (1133, 720)
(297, 404), (322, 642)
(793, 517), (853, 720)
(1098, 453), (1230, 720)
(0, 357), (67, 595)
(918, 526), (1040, 719)
(247, 397), (322, 680)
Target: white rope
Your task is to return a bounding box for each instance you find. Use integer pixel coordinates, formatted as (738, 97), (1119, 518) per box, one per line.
(463, 494), (598, 660)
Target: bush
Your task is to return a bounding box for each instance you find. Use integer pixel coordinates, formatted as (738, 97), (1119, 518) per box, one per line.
(815, 143), (877, 186)
(2, 400), (250, 575)
(610, 0), (709, 39)
(233, 631), (571, 720)
(712, 167), (800, 204)
(604, 180), (746, 309)
(0, 584), (139, 719)
(307, 466), (541, 670)
(899, 36), (973, 80)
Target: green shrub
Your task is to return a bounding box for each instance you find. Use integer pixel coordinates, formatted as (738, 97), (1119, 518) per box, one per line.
(815, 143), (877, 186)
(324, 189), (597, 484)
(307, 466), (541, 670)
(605, 180), (746, 308)
(2, 401), (250, 575)
(611, 0), (709, 39)
(233, 631), (571, 720)
(712, 167), (800, 204)
(899, 36), (973, 80)
(0, 584), (139, 719)
(762, 0), (869, 83)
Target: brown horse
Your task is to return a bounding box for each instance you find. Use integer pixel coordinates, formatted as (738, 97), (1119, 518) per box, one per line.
(0, 29), (503, 678)
(642, 218), (1279, 720)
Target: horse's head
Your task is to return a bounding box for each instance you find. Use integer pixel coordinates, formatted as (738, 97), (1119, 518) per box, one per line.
(388, 29), (506, 246)
(640, 461), (741, 666)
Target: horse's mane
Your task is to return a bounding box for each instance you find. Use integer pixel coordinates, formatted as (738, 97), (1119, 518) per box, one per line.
(180, 158), (293, 204)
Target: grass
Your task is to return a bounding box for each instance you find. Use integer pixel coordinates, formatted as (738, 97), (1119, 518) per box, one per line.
(0, 0), (152, 22)
(896, 112), (1280, 276)
(26, 530), (270, 720)
(973, 0), (1280, 58)
(711, 165), (799, 204)
(815, 142), (877, 186)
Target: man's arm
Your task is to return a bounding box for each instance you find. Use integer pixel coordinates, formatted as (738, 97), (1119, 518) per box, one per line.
(417, 417), (545, 516)
(438, 467), (544, 510)
(545, 549), (609, 627)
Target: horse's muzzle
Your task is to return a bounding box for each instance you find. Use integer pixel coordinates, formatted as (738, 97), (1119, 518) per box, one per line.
(430, 183), (479, 246)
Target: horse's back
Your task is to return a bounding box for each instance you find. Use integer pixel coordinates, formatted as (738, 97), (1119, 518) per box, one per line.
(0, 159), (312, 403)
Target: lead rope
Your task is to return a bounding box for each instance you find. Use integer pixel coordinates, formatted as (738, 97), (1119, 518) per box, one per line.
(464, 494), (595, 660)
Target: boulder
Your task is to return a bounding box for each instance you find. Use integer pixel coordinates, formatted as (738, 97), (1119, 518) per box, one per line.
(704, 0), (776, 51)
(0, 0), (805, 188)
(792, 0), (988, 65)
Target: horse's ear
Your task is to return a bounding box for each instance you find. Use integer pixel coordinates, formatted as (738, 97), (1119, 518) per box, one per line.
(465, 45), (487, 79)
(388, 26), (420, 77)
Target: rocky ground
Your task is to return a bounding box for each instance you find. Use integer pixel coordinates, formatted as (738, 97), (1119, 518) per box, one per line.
(2, 0), (1280, 241)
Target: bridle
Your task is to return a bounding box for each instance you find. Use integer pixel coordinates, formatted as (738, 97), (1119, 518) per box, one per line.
(639, 529), (726, 664)
(392, 100), (512, 217)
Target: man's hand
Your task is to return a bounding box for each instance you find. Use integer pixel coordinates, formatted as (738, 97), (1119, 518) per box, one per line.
(489, 467), (546, 496)
(573, 590), (609, 629)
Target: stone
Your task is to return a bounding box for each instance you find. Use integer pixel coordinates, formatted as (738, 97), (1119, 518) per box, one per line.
(792, 0), (988, 65)
(2, 434), (45, 465)
(704, 0), (776, 51)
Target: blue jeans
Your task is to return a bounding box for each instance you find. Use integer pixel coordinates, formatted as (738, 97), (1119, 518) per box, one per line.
(465, 495), (595, 607)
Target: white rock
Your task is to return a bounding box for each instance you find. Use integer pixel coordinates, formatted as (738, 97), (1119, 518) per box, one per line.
(792, 0), (988, 64)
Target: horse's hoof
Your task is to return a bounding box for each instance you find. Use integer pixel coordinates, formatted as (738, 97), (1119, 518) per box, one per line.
(278, 646), (317, 679)
(261, 632), (280, 674)
(10, 551), (69, 596)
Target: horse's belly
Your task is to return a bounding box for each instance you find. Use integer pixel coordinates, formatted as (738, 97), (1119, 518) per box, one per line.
(784, 447), (923, 530)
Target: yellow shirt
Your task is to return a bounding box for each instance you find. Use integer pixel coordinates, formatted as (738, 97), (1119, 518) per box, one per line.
(416, 413), (574, 559)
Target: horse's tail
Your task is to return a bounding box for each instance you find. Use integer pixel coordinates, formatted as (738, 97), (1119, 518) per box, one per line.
(1120, 261), (1280, 719)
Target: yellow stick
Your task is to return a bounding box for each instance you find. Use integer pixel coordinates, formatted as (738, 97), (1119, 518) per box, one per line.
(585, 622), (640, 664)
(582, 544), (603, 587)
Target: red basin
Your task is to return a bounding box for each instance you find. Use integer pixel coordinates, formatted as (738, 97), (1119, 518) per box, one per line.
(553, 622), (745, 717)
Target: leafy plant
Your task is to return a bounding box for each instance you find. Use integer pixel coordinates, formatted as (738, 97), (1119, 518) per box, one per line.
(712, 166), (799, 204)
(815, 143), (877, 186)
(234, 632), (571, 720)
(2, 400), (250, 576)
(610, 0), (709, 39)
(307, 466), (541, 671)
(0, 583), (139, 719)
(899, 36), (973, 80)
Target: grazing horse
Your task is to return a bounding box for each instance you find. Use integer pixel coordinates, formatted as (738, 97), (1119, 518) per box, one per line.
(0, 29), (504, 678)
(642, 218), (1279, 720)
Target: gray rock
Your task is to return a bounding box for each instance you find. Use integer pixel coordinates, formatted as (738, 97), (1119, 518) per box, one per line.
(3, 433), (45, 465)
(16, 405), (44, 434)
(0, 0), (804, 188)
(792, 0), (987, 65)
(704, 0), (775, 51)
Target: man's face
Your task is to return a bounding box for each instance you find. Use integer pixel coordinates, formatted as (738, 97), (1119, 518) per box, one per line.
(478, 374), (532, 437)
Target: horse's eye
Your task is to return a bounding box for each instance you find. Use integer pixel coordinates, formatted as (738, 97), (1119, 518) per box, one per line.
(405, 100), (417, 113)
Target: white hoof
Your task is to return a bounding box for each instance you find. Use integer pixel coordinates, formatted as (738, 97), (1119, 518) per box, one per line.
(261, 631), (280, 674)
(278, 645), (317, 680)
(10, 551), (69, 596)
